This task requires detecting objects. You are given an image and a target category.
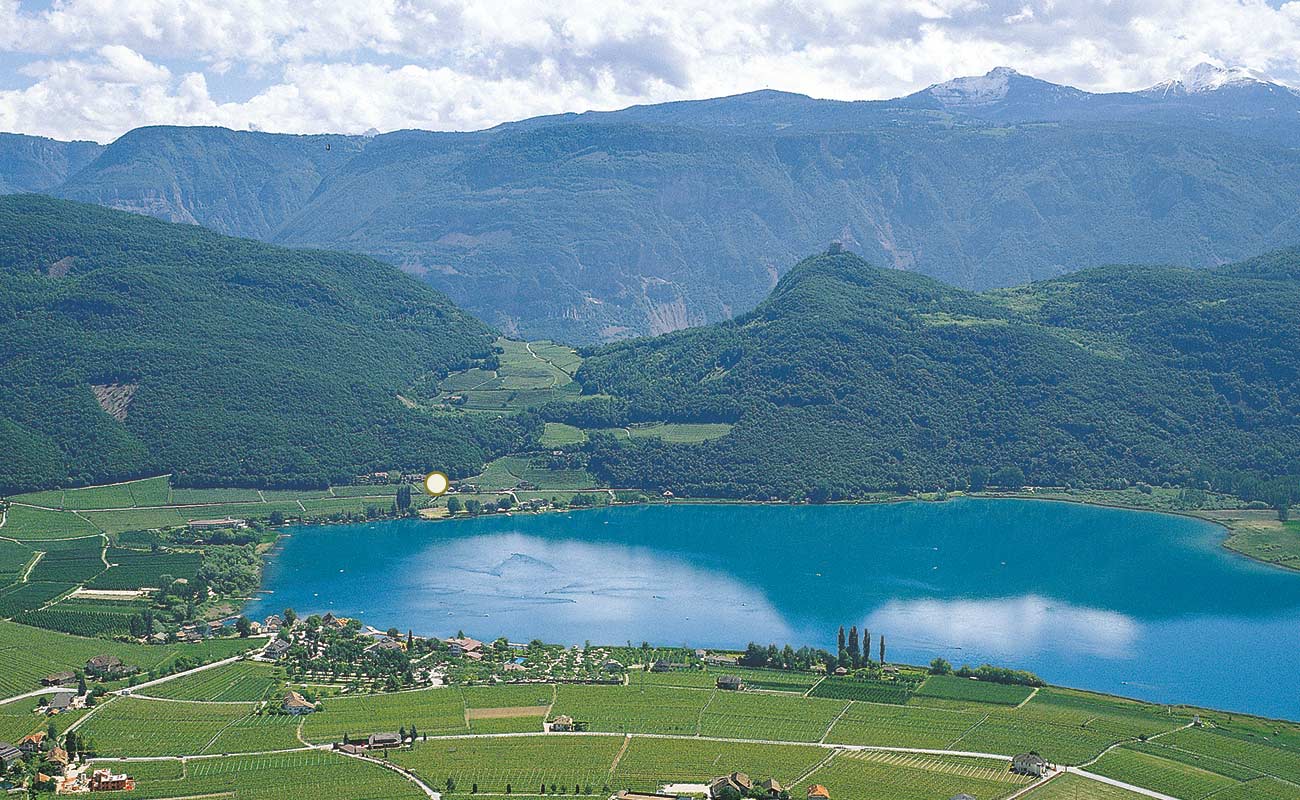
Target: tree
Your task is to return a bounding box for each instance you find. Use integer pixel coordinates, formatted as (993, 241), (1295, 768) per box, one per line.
(847, 626), (860, 669)
(969, 466), (989, 492)
(465, 499), (482, 515)
(879, 634), (886, 665)
(283, 608), (298, 627)
(992, 466), (1026, 488)
(235, 616), (253, 637)
(861, 629), (870, 665)
(396, 485), (412, 511)
(447, 496), (462, 514)
(929, 657), (953, 675)
(269, 510), (286, 526)
(837, 626), (846, 656)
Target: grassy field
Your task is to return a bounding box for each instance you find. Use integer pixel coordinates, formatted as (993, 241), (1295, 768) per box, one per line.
(540, 422), (588, 447)
(699, 690), (847, 742)
(143, 660), (285, 702)
(88, 749), (425, 800)
(825, 701), (981, 749)
(629, 666), (818, 693)
(1213, 510), (1300, 572)
(467, 455), (599, 491)
(2, 505), (102, 538)
(0, 620), (257, 698)
(436, 338), (584, 413)
(595, 422), (734, 443)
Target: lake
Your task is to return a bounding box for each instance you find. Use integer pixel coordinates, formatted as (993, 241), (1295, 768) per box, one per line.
(246, 499), (1300, 719)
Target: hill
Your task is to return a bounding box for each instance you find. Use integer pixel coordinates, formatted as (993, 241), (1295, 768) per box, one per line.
(3, 66), (1300, 341)
(0, 195), (535, 493)
(564, 249), (1300, 500)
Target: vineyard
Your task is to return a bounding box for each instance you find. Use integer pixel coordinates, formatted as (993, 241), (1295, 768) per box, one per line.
(87, 750), (425, 800)
(300, 685), (469, 742)
(0, 580), (74, 617)
(143, 660), (284, 702)
(552, 684), (712, 736)
(77, 696), (301, 757)
(808, 675), (919, 704)
(87, 546), (201, 590)
(698, 691), (848, 742)
(391, 735), (624, 794)
(611, 737), (827, 788)
(824, 700), (981, 749)
(795, 750), (1031, 800)
(1090, 746), (1238, 799)
(915, 674), (1036, 706)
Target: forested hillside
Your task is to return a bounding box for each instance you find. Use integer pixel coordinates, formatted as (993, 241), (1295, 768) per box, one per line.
(564, 249), (1300, 500)
(0, 195), (535, 493)
(3, 67), (1300, 342)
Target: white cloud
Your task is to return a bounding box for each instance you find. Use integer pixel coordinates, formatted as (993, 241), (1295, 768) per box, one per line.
(1, 0), (1299, 142)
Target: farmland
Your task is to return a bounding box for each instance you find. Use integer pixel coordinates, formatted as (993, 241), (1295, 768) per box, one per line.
(391, 735), (625, 794)
(143, 660), (285, 702)
(300, 686), (470, 742)
(1024, 774), (1150, 799)
(915, 675), (1036, 706)
(87, 750), (425, 800)
(1089, 746), (1238, 799)
(77, 696), (301, 756)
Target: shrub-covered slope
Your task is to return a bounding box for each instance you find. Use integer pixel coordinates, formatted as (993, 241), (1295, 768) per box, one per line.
(569, 249), (1300, 498)
(0, 195), (534, 493)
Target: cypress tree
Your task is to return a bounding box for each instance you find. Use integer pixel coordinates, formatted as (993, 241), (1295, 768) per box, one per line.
(847, 626), (860, 668)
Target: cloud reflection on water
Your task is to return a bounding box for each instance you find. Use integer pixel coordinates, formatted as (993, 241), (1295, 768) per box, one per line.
(385, 532), (796, 645)
(866, 594), (1140, 659)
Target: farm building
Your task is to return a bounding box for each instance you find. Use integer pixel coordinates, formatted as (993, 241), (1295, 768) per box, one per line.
(1012, 753), (1049, 777)
(549, 714), (578, 732)
(367, 732), (403, 749)
(263, 638), (292, 659)
(446, 636), (484, 656)
(46, 691), (75, 714)
(89, 768), (134, 791)
(708, 772), (753, 799)
(716, 674), (744, 691)
(282, 691), (315, 715)
(758, 779), (784, 797)
(187, 517), (247, 530)
(85, 654), (134, 679)
(806, 786), (830, 799)
(613, 793), (690, 800)
(0, 742), (19, 767)
(41, 671), (76, 686)
(18, 733), (45, 754)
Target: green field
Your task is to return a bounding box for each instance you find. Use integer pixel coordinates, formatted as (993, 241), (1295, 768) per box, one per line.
(467, 455), (598, 491)
(2, 505), (102, 538)
(436, 338), (584, 413)
(539, 422), (588, 447)
(597, 422), (735, 443)
(87, 749), (425, 799)
(825, 701), (981, 749)
(699, 690), (847, 742)
(143, 660), (285, 702)
(11, 476), (172, 511)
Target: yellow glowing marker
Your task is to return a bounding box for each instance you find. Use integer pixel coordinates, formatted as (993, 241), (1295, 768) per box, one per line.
(423, 471), (449, 497)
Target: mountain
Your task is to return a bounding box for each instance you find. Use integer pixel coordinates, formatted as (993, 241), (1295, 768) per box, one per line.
(562, 248), (1300, 499)
(4, 66), (1300, 342)
(0, 195), (536, 494)
(0, 133), (103, 194)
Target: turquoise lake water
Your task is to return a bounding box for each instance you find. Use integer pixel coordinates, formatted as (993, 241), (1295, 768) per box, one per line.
(246, 499), (1300, 719)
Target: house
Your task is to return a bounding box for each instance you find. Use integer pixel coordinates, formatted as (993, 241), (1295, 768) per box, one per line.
(263, 638), (292, 659)
(446, 636), (483, 657)
(186, 517), (247, 530)
(85, 654), (133, 679)
(336, 743), (366, 756)
(703, 654), (739, 666)
(18, 732), (45, 754)
(46, 691), (75, 714)
(282, 691), (315, 715)
(1012, 753), (1049, 777)
(708, 772), (753, 799)
(47, 746), (69, 772)
(321, 613), (351, 629)
(613, 792), (689, 800)
(602, 660), (624, 672)
(0, 742), (22, 767)
(833, 666), (848, 676)
(367, 732), (403, 749)
(89, 768), (134, 791)
(208, 620), (226, 636)
(366, 639), (406, 654)
(549, 714), (584, 732)
(806, 786), (830, 800)
(716, 674), (744, 691)
(649, 660), (675, 673)
(263, 614), (283, 632)
(41, 671), (76, 686)
(950, 795), (977, 800)
(758, 779), (785, 797)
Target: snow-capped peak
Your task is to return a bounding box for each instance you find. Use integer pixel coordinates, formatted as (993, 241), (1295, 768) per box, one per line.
(927, 67), (1022, 108)
(1148, 62), (1286, 95)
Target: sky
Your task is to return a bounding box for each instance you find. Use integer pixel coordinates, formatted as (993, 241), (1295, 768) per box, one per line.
(2, 0), (1300, 143)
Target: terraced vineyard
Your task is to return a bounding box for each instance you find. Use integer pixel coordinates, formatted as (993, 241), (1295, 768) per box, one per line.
(78, 696), (301, 756)
(798, 750), (1032, 800)
(300, 686), (469, 742)
(143, 660), (285, 702)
